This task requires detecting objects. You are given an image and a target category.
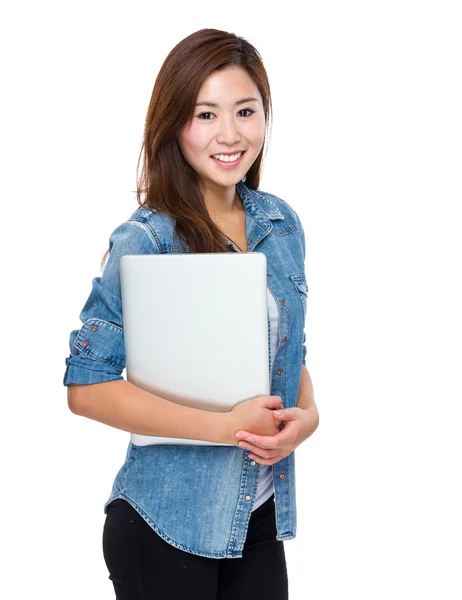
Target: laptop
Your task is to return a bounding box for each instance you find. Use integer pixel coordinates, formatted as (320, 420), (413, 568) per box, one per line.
(119, 252), (270, 447)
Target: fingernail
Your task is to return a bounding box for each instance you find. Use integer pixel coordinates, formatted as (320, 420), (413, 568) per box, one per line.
(247, 436), (256, 443)
(235, 433), (243, 439)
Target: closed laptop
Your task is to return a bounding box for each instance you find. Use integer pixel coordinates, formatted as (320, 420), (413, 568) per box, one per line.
(120, 252), (270, 446)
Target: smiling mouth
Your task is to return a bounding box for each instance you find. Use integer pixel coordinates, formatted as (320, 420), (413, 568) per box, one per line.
(210, 151), (246, 164)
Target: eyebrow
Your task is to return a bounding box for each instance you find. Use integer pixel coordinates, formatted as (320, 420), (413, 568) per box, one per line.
(195, 97), (259, 108)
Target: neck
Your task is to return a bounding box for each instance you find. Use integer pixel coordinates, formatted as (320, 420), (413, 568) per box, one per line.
(201, 182), (243, 218)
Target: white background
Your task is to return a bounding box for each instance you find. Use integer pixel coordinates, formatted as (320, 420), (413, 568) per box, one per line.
(2, 1), (461, 598)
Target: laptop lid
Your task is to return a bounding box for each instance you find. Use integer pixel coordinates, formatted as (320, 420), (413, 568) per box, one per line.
(119, 252), (270, 446)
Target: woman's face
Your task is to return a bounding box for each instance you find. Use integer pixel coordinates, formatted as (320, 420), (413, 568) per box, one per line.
(178, 66), (266, 193)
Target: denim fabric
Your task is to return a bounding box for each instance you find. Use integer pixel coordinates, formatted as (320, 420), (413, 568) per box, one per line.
(63, 180), (308, 558)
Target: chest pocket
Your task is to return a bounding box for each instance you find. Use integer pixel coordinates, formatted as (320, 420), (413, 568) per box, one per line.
(288, 273), (308, 319)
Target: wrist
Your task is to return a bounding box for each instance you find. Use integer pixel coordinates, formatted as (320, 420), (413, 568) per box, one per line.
(214, 411), (238, 445)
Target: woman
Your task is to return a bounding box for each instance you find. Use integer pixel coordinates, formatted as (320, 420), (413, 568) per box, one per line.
(64, 28), (319, 600)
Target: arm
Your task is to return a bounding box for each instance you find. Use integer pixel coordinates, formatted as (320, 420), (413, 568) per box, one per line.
(64, 219), (234, 445)
(64, 220), (282, 447)
(296, 364), (319, 430)
(293, 208), (318, 429)
(68, 380), (233, 444)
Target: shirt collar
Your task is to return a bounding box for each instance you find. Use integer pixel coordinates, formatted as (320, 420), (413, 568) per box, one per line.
(236, 180), (285, 232)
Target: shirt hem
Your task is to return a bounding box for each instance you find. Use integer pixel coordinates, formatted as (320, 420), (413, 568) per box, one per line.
(104, 492), (245, 559)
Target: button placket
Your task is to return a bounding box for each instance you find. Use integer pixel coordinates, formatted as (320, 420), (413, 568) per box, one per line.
(266, 269), (294, 430)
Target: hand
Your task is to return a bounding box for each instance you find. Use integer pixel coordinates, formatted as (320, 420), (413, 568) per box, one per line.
(234, 407), (318, 465)
(227, 395), (284, 444)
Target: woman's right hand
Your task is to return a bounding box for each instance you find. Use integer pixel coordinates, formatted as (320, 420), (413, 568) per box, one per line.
(226, 395), (284, 445)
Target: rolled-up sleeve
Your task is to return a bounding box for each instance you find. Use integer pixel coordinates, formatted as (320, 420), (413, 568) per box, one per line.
(63, 218), (159, 386)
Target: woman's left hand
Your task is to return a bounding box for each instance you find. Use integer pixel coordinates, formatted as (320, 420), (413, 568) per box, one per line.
(234, 407), (318, 465)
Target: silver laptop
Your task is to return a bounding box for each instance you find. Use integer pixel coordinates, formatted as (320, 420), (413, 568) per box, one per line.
(120, 253), (270, 447)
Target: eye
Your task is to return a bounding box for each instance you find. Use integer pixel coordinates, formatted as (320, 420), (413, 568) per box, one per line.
(198, 112), (215, 120)
(238, 109), (254, 117)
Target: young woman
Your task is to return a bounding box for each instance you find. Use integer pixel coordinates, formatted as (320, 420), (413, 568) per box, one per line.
(64, 28), (319, 600)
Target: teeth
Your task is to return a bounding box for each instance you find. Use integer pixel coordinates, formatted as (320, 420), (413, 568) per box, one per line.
(212, 151), (243, 162)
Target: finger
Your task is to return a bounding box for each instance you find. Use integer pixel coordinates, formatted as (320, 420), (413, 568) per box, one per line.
(254, 425), (296, 449)
(247, 451), (285, 465)
(238, 443), (279, 460)
(234, 430), (251, 440)
(235, 431), (275, 444)
(235, 433), (279, 449)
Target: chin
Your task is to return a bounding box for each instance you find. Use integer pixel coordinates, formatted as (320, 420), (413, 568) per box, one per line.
(203, 170), (245, 187)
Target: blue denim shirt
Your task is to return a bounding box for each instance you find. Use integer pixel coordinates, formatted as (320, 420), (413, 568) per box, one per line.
(63, 180), (308, 558)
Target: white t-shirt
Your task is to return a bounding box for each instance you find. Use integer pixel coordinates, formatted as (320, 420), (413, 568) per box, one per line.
(251, 286), (280, 511)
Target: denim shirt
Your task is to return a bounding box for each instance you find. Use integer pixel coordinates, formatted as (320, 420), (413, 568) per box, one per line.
(63, 180), (308, 559)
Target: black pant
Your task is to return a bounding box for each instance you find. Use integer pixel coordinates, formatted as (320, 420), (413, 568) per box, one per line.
(102, 494), (288, 599)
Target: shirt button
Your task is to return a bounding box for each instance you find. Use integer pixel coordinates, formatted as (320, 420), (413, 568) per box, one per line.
(277, 369), (283, 376)
(283, 336), (288, 343)
(91, 325), (98, 331)
(250, 460), (256, 466)
(83, 340), (89, 347)
(279, 473), (285, 480)
(281, 300), (286, 306)
(245, 495), (251, 501)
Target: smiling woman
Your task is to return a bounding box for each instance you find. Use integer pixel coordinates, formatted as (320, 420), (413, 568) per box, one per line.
(64, 27), (317, 600)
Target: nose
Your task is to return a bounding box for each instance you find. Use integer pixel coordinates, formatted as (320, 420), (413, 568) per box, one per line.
(216, 114), (240, 145)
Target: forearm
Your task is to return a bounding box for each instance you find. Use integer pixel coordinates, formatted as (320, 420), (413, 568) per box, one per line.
(68, 379), (233, 444)
(296, 365), (319, 423)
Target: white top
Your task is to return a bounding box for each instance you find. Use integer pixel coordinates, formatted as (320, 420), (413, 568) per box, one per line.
(251, 286), (279, 511)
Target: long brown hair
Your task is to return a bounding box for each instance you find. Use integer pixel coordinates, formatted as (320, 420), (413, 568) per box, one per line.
(101, 28), (273, 270)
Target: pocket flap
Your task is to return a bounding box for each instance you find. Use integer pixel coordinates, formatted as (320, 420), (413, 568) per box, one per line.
(289, 274), (308, 296)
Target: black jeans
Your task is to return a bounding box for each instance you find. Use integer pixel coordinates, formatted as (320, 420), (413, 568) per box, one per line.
(102, 493), (288, 599)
